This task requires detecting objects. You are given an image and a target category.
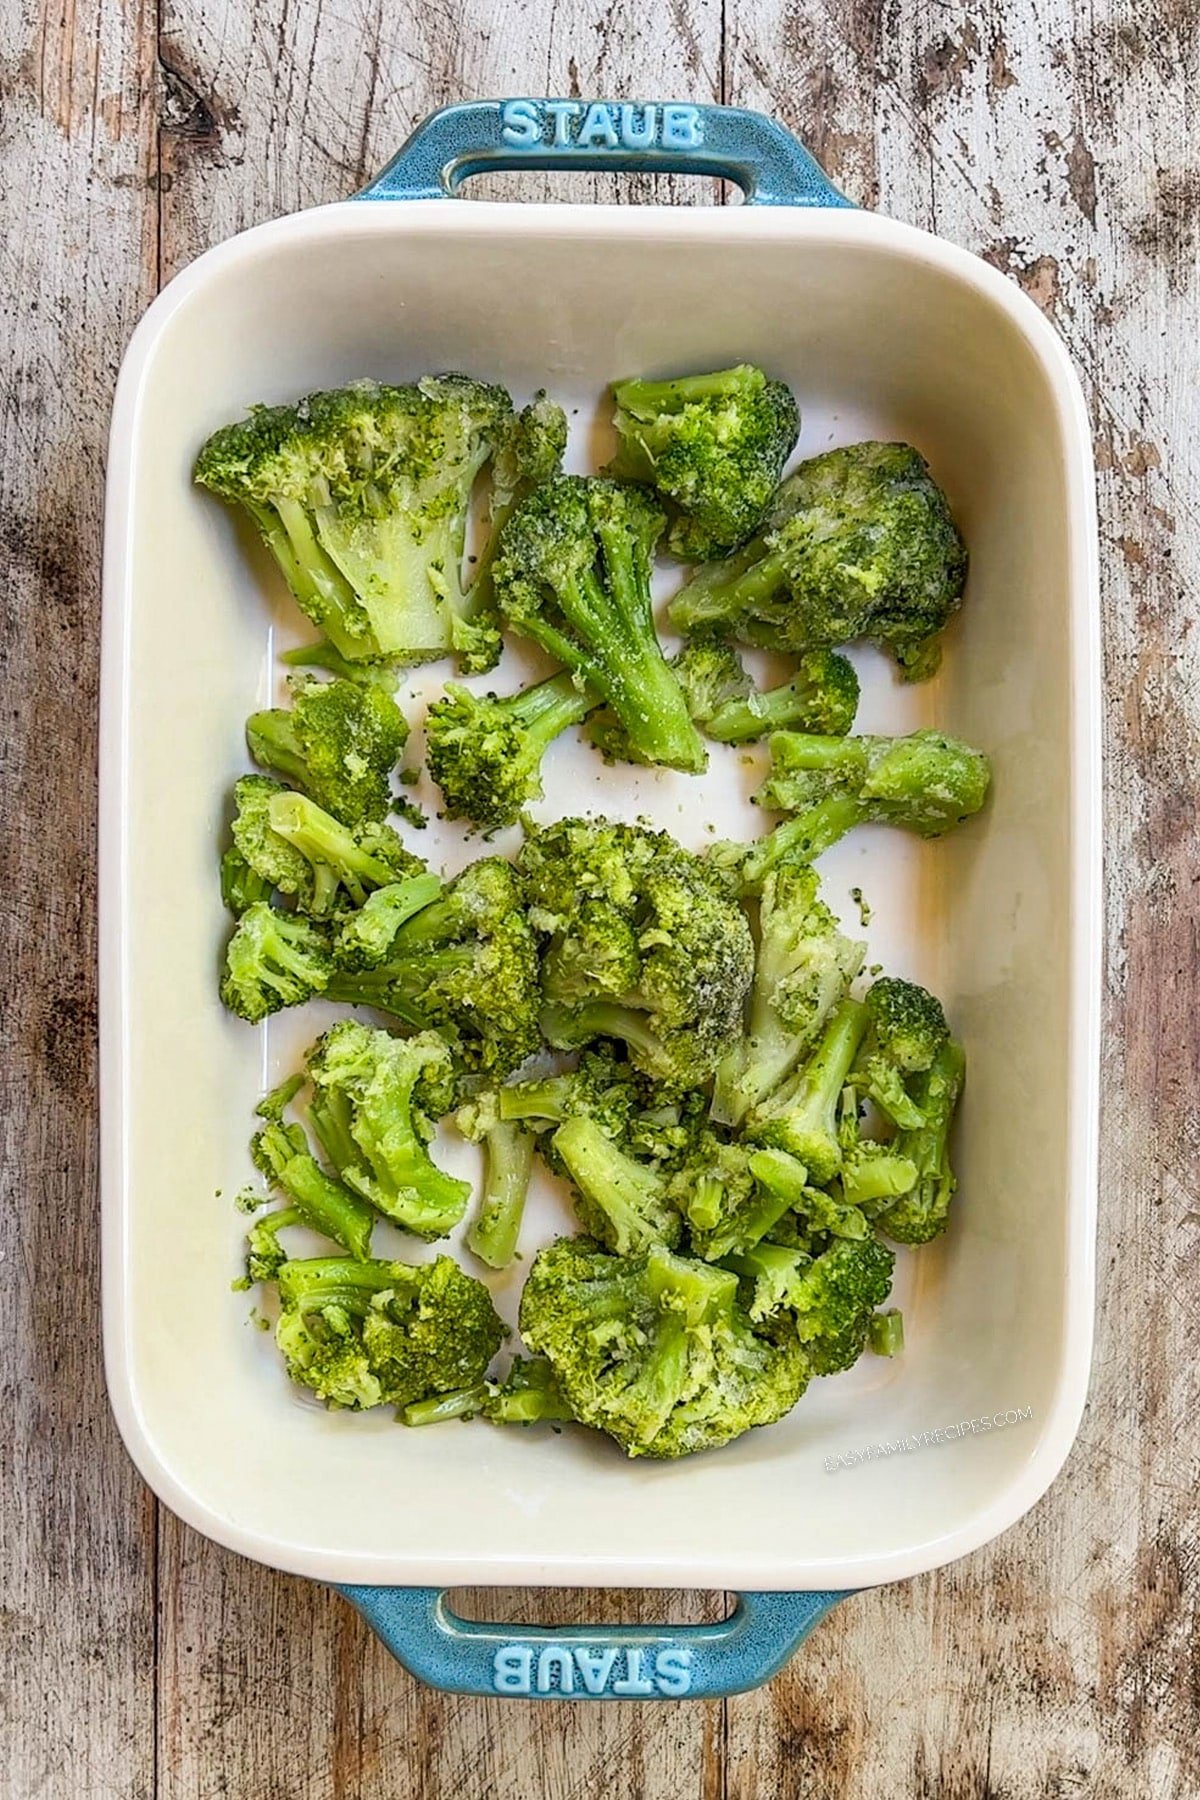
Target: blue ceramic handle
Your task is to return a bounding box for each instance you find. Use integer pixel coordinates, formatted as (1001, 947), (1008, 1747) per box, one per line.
(357, 99), (851, 208)
(338, 1585), (849, 1699)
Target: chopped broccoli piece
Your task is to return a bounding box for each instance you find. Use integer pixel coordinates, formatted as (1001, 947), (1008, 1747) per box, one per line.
(244, 1204), (302, 1284)
(696, 647), (861, 743)
(400, 1386), (485, 1426)
(464, 1119), (535, 1269)
(669, 441), (968, 678)
(194, 376), (513, 672)
(246, 675), (409, 828)
(493, 475), (707, 772)
(483, 1356), (575, 1424)
(305, 1021), (471, 1239)
(333, 873), (444, 970)
(469, 393), (569, 613)
(519, 1237), (810, 1458)
(669, 1134), (790, 1262)
(714, 728), (991, 891)
(725, 1236), (895, 1374)
(220, 902), (332, 1022)
(425, 672), (598, 835)
(608, 365), (800, 560)
(869, 1309), (905, 1357)
(876, 1038), (966, 1243)
(520, 818), (753, 1086)
(250, 1116), (375, 1260)
(551, 1115), (682, 1255)
(272, 1254), (504, 1410)
(231, 774), (423, 917)
(327, 857), (542, 1083)
(712, 865), (865, 1128)
(850, 976), (950, 1129)
(746, 997), (868, 1182)
(496, 1045), (643, 1145)
(220, 844), (273, 916)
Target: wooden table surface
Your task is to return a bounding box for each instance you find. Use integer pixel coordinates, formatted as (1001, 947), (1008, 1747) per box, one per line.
(4, 1), (1197, 1794)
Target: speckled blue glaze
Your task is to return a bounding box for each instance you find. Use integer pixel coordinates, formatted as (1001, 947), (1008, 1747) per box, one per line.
(355, 99), (852, 208)
(338, 1586), (850, 1699)
(343, 99), (851, 1698)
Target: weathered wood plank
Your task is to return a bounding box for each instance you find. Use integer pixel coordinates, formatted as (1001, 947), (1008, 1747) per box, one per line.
(0, 3), (161, 1797)
(152, 3), (725, 1796)
(724, 2), (1200, 1795)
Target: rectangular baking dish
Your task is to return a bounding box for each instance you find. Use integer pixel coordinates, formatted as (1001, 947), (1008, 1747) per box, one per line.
(102, 100), (1100, 1698)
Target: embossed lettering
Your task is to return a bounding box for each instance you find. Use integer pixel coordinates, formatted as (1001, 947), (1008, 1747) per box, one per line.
(493, 1645), (533, 1694)
(661, 103), (703, 148)
(611, 1647), (657, 1696)
(653, 1647), (694, 1696)
(574, 1648), (620, 1694)
(577, 102), (620, 149)
(500, 99), (541, 146)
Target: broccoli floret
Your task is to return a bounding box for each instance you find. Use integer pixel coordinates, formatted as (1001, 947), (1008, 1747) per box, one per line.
(715, 729), (991, 891)
(725, 1236), (895, 1374)
(194, 376), (513, 672)
(551, 1115), (682, 1255)
(496, 1044), (642, 1143)
(876, 1038), (966, 1243)
(246, 676), (409, 828)
(333, 873), (444, 970)
(668, 1133), (788, 1261)
(746, 997), (868, 1182)
(712, 866), (865, 1128)
(304, 1022), (471, 1239)
(272, 1254), (504, 1410)
(220, 902), (332, 1022)
(231, 774), (424, 917)
(250, 1115), (376, 1260)
(463, 1118), (535, 1269)
(425, 672), (598, 836)
(327, 857), (541, 1082)
(519, 1237), (810, 1458)
(669, 441), (968, 678)
(493, 475), (707, 772)
(220, 845), (273, 916)
(850, 977), (949, 1129)
(483, 1355), (575, 1424)
(520, 818), (753, 1086)
(469, 393), (569, 613)
(697, 648), (860, 743)
(608, 365), (800, 560)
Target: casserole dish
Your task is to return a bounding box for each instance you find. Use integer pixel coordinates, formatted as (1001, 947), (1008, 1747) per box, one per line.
(102, 99), (1100, 1698)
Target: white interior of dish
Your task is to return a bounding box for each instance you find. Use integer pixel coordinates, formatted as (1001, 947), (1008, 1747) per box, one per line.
(102, 202), (1097, 1589)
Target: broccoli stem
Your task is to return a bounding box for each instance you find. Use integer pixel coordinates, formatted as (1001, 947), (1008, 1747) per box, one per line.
(552, 1115), (669, 1256)
(245, 710), (307, 787)
(327, 946), (475, 1027)
(267, 791), (395, 909)
(747, 998), (868, 1181)
(465, 1121), (534, 1269)
(496, 1076), (573, 1124)
(506, 670), (597, 744)
(246, 498), (375, 663)
(868, 1310), (905, 1357)
(740, 795), (867, 889)
(400, 1386), (485, 1426)
(539, 1000), (670, 1081)
(614, 367), (760, 411)
(254, 1124), (375, 1260)
(705, 673), (851, 743)
(276, 1255), (404, 1314)
(840, 1152), (919, 1209)
(697, 1147), (807, 1259)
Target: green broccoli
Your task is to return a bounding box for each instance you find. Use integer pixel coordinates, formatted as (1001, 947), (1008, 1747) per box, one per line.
(715, 728), (991, 891)
(746, 997), (868, 1182)
(712, 865), (865, 1128)
(220, 845), (273, 916)
(869, 1309), (905, 1357)
(849, 977), (949, 1129)
(724, 1235), (895, 1374)
(875, 1038), (966, 1243)
(519, 1237), (810, 1458)
(220, 902), (333, 1022)
(492, 476), (707, 772)
(231, 774), (424, 917)
(425, 672), (598, 836)
(495, 1045), (643, 1145)
(682, 642), (860, 743)
(326, 857), (542, 1082)
(250, 1115), (376, 1261)
(195, 376), (515, 672)
(304, 1021), (471, 1239)
(608, 365), (799, 560)
(272, 1254), (505, 1410)
(551, 1115), (682, 1255)
(332, 873), (444, 970)
(520, 818), (754, 1087)
(246, 675), (409, 828)
(461, 1108), (535, 1269)
(669, 441), (968, 678)
(468, 393), (569, 613)
(670, 1134), (797, 1261)
(483, 1356), (575, 1424)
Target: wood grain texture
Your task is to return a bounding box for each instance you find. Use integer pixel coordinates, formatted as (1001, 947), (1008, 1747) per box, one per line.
(3, 0), (1198, 1794)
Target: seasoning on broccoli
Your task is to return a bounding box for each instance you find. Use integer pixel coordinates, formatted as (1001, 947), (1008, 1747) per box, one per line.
(608, 365), (800, 560)
(220, 902), (332, 1022)
(519, 818), (754, 1086)
(492, 475), (708, 772)
(714, 728), (991, 891)
(425, 672), (598, 836)
(194, 376), (514, 673)
(712, 865), (865, 1128)
(875, 1038), (966, 1243)
(246, 675), (409, 828)
(271, 1254), (505, 1410)
(519, 1237), (811, 1458)
(670, 441), (967, 678)
(304, 1021), (470, 1239)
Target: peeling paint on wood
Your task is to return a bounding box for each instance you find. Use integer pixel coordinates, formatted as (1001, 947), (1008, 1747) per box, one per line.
(3, 0), (1199, 1795)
